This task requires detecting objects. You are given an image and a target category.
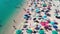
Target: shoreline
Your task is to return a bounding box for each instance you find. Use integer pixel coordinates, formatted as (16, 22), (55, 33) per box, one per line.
(1, 0), (60, 34)
(0, 0), (27, 34)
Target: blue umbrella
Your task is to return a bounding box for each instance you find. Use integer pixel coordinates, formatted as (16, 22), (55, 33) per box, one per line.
(53, 25), (58, 29)
(42, 14), (47, 19)
(35, 8), (40, 13)
(50, 21), (55, 25)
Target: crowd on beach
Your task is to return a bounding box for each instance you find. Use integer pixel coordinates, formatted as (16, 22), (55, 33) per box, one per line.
(16, 0), (60, 34)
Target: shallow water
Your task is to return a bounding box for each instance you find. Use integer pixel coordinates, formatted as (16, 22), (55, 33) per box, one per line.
(0, 0), (25, 34)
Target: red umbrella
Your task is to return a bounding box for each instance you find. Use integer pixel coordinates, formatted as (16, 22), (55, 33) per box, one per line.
(40, 21), (49, 26)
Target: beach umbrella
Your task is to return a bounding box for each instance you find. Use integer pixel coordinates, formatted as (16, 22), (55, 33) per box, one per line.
(40, 20), (48, 26)
(52, 30), (58, 34)
(16, 30), (22, 34)
(43, 3), (47, 7)
(42, 14), (47, 19)
(53, 25), (58, 29)
(26, 29), (32, 34)
(35, 8), (40, 13)
(39, 29), (45, 34)
(50, 21), (55, 25)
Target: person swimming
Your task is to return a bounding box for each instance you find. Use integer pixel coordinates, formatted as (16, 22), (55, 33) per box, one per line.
(0, 24), (2, 27)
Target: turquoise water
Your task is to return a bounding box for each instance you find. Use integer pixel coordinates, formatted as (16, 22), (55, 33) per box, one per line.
(0, 0), (25, 34)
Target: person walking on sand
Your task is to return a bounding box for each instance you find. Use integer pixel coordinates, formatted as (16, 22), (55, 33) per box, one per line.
(13, 26), (16, 30)
(13, 20), (16, 23)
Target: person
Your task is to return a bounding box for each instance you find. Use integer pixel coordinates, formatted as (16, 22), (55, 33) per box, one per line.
(54, 22), (58, 25)
(45, 9), (50, 13)
(47, 5), (51, 10)
(0, 25), (2, 27)
(41, 9), (44, 12)
(54, 21), (58, 25)
(13, 20), (16, 23)
(50, 0), (52, 1)
(38, 17), (42, 20)
(44, 25), (49, 31)
(35, 25), (40, 30)
(53, 4), (56, 6)
(23, 25), (28, 28)
(34, 20), (39, 23)
(13, 26), (16, 29)
(38, 15), (42, 20)
(24, 14), (30, 20)
(45, 13), (51, 17)
(48, 25), (52, 31)
(33, 18), (36, 21)
(32, 30), (37, 34)
(46, 19), (50, 23)
(24, 20), (28, 23)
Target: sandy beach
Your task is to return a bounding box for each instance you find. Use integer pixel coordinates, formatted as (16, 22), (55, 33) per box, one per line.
(3, 0), (60, 34)
(14, 0), (60, 34)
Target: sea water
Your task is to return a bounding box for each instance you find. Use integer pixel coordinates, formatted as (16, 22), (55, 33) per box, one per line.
(0, 0), (25, 34)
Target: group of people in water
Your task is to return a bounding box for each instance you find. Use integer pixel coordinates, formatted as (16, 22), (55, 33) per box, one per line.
(16, 0), (60, 34)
